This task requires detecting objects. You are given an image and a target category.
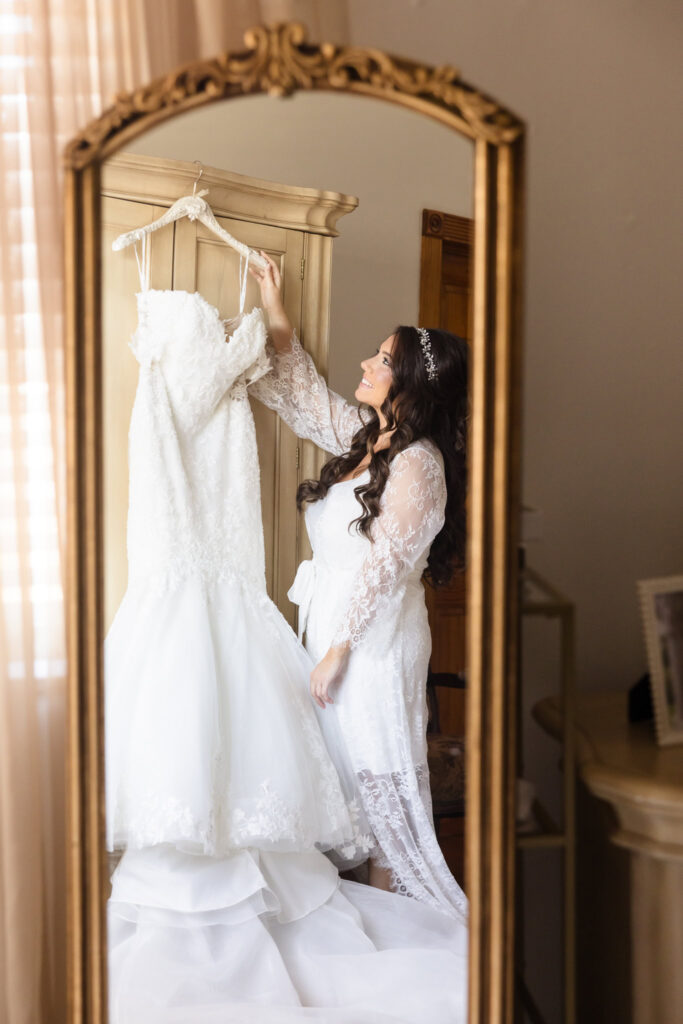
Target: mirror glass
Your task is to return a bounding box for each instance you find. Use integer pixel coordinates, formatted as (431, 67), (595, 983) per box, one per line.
(101, 91), (473, 1022)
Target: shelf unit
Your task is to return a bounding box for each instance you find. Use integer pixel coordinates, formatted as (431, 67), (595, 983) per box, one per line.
(515, 566), (576, 1024)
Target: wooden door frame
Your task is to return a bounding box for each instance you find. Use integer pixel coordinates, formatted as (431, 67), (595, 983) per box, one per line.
(419, 208), (474, 330)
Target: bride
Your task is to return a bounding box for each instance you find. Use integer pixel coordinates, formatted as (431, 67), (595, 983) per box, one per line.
(104, 255), (467, 1023)
(250, 252), (468, 918)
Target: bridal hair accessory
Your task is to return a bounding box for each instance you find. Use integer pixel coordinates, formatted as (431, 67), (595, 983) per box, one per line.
(417, 327), (438, 382)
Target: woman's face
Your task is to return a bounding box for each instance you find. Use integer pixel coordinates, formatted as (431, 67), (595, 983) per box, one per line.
(355, 334), (395, 410)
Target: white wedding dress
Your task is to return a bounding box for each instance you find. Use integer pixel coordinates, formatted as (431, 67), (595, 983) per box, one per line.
(105, 285), (366, 860)
(105, 264), (467, 1023)
(251, 333), (467, 919)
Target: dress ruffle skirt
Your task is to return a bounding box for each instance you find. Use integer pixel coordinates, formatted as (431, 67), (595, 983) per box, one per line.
(108, 845), (468, 1024)
(105, 575), (468, 1022)
(105, 576), (370, 860)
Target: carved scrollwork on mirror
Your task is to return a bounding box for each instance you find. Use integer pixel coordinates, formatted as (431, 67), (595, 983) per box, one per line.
(65, 22), (522, 168)
(65, 21), (525, 1024)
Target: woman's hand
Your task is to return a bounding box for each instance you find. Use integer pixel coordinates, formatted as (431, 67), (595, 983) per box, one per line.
(310, 644), (349, 709)
(249, 251), (293, 351)
(249, 251), (284, 317)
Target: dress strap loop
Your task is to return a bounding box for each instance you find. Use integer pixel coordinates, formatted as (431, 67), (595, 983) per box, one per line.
(134, 234), (149, 292)
(238, 253), (249, 316)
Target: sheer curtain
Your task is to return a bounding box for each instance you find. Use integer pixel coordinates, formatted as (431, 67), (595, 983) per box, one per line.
(0, 4), (348, 1022)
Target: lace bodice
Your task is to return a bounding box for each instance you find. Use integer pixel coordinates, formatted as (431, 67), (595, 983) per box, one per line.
(131, 290), (269, 429)
(251, 333), (446, 649)
(126, 291), (270, 594)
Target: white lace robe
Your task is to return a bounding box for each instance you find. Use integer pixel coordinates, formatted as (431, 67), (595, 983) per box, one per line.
(251, 335), (468, 920)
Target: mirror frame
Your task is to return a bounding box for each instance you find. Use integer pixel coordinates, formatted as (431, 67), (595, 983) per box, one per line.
(64, 22), (525, 1024)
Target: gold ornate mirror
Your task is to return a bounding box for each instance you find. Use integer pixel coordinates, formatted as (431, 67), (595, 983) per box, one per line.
(65, 22), (524, 1024)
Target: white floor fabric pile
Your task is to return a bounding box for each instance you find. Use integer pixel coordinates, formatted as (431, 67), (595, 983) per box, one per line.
(108, 845), (468, 1023)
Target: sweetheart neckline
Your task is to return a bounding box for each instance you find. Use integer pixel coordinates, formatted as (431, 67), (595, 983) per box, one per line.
(136, 289), (261, 340)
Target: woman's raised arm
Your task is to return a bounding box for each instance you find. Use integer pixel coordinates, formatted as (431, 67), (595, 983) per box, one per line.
(248, 251), (363, 455)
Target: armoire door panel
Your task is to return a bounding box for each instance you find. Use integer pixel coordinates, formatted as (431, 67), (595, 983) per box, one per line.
(173, 217), (305, 625)
(101, 197), (174, 630)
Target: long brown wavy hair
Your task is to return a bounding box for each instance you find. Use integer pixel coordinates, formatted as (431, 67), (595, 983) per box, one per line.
(296, 326), (469, 587)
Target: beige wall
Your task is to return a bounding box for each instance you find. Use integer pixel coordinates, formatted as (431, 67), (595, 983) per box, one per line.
(124, 92), (473, 400)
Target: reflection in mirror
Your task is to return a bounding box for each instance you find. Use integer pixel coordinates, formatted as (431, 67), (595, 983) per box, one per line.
(101, 92), (473, 1022)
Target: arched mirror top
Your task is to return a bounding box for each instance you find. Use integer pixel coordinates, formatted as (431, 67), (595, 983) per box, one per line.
(64, 21), (523, 170)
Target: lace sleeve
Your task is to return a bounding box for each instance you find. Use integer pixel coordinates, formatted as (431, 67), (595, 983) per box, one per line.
(249, 331), (365, 455)
(332, 444), (447, 650)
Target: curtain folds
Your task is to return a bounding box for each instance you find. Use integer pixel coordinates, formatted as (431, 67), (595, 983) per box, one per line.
(0, 4), (349, 1022)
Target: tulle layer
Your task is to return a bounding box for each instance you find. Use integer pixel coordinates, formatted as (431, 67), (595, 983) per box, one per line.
(108, 846), (468, 1024)
(105, 577), (371, 860)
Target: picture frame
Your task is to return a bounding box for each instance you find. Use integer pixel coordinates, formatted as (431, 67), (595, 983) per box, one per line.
(639, 575), (683, 747)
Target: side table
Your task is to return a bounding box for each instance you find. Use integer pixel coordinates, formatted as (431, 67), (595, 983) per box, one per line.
(534, 690), (683, 1024)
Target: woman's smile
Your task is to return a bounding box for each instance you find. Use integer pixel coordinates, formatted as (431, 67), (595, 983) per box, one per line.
(354, 334), (395, 410)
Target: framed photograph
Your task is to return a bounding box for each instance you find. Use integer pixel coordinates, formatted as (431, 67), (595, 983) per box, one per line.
(639, 575), (683, 746)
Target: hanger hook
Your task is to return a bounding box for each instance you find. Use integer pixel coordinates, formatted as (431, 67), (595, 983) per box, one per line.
(192, 160), (204, 196)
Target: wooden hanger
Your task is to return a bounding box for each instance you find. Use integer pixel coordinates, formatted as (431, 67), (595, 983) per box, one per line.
(111, 164), (267, 270)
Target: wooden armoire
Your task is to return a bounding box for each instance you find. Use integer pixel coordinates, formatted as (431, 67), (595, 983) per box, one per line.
(100, 153), (357, 631)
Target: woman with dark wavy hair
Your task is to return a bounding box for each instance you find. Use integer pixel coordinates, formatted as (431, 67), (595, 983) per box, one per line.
(251, 252), (468, 920)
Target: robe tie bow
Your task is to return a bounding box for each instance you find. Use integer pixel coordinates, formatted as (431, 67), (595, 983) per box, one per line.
(287, 559), (317, 643)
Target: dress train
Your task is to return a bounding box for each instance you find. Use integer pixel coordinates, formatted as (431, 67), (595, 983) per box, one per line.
(108, 845), (467, 1024)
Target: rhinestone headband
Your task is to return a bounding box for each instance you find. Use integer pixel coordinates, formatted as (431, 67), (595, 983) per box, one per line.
(417, 327), (438, 382)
